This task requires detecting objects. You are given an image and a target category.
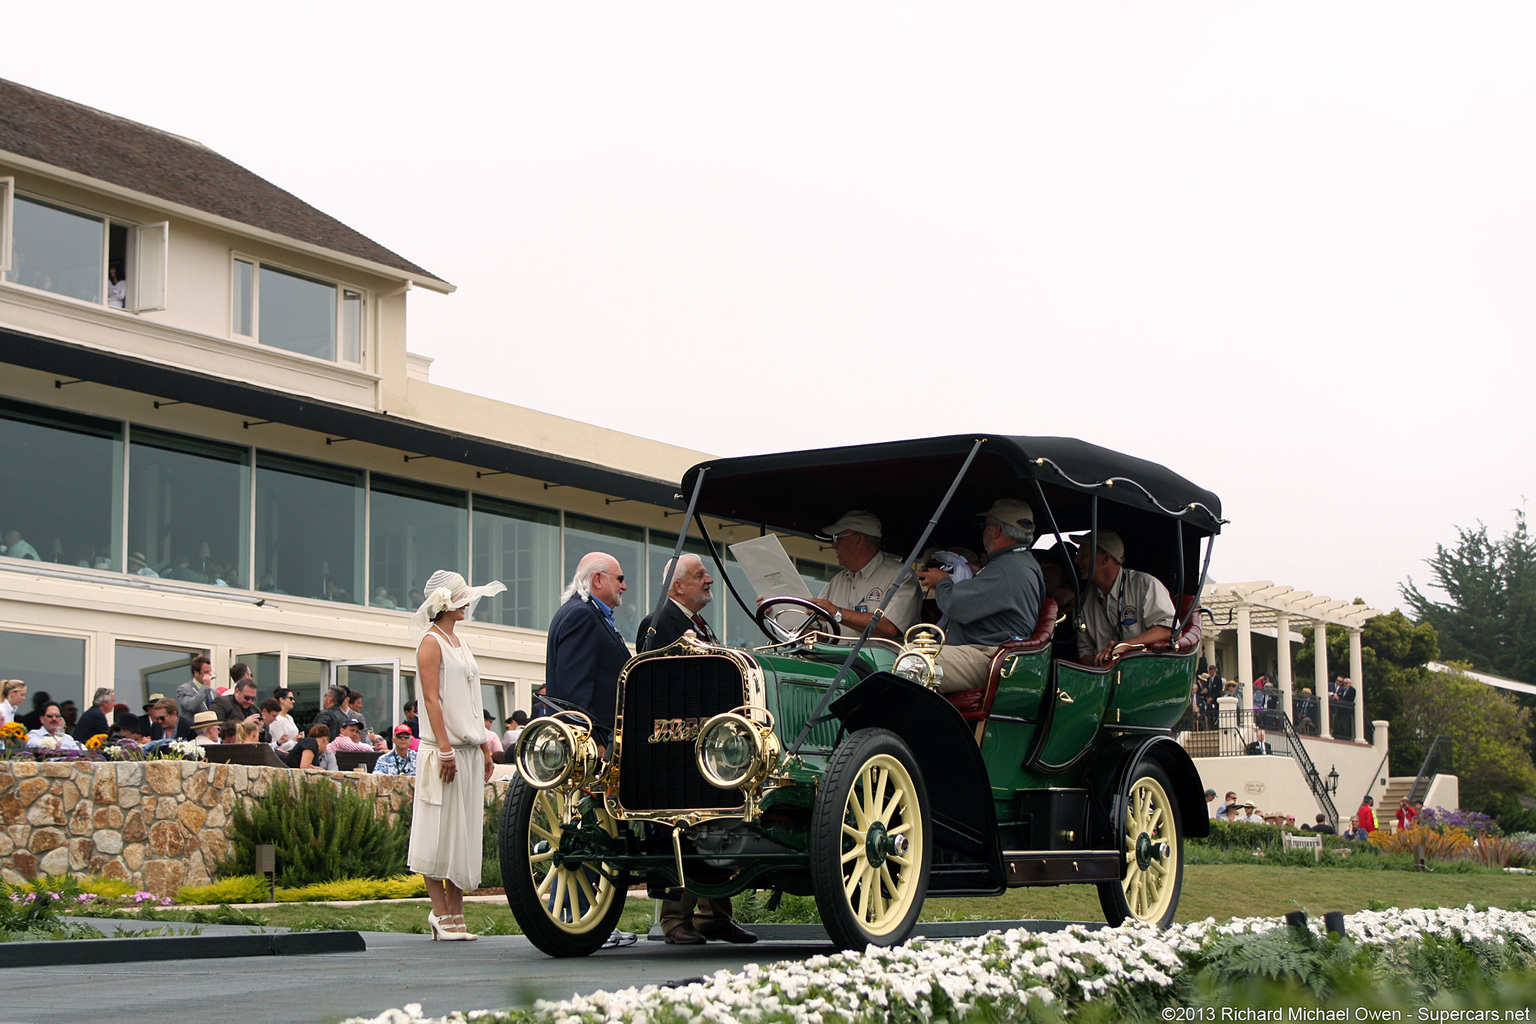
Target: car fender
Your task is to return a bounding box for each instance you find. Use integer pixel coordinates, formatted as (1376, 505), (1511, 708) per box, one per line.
(1086, 734), (1211, 844)
(829, 673), (1001, 862)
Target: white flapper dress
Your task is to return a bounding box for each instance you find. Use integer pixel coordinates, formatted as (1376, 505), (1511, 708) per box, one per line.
(407, 627), (487, 890)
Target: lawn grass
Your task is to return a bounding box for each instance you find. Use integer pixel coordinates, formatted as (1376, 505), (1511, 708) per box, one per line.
(109, 863), (1534, 935)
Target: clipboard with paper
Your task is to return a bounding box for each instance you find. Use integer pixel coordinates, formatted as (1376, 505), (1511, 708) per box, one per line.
(727, 534), (815, 632)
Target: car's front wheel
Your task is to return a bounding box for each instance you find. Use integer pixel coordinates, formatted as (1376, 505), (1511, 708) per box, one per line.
(500, 776), (629, 957)
(1098, 760), (1184, 928)
(809, 728), (931, 950)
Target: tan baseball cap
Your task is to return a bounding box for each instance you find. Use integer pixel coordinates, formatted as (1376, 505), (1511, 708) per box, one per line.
(977, 499), (1034, 531)
(820, 511), (882, 539)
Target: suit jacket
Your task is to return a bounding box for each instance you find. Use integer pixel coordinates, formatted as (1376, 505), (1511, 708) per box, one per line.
(72, 707), (111, 743)
(210, 693), (252, 724)
(636, 599), (716, 652)
(545, 596), (630, 732)
(1334, 685), (1356, 705)
(175, 681), (214, 717)
(151, 718), (195, 742)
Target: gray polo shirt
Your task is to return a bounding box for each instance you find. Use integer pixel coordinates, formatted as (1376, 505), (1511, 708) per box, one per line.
(932, 545), (1044, 646)
(1078, 566), (1176, 659)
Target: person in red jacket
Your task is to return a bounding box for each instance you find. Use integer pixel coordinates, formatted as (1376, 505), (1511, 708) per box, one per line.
(1358, 795), (1377, 832)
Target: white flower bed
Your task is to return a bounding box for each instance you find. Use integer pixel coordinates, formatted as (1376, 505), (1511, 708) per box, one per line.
(349, 906), (1536, 1024)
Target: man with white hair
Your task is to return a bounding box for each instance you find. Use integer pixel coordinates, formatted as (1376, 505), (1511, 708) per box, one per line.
(915, 499), (1045, 692)
(545, 551), (630, 734)
(543, 551), (638, 949)
(72, 686), (115, 743)
(636, 553), (717, 651)
(1074, 530), (1175, 666)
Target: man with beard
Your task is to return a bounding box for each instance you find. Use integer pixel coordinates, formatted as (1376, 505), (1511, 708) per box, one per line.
(632, 552), (757, 946)
(637, 553), (719, 651)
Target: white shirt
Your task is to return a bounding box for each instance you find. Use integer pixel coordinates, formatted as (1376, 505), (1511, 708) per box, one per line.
(0, 699), (20, 725)
(26, 728), (81, 751)
(268, 714), (299, 751)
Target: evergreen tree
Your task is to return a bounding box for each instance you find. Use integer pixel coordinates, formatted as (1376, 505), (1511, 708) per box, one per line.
(1401, 508), (1536, 684)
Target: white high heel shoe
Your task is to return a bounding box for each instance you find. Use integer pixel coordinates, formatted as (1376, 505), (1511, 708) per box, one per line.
(447, 914), (478, 941)
(427, 911), (446, 940)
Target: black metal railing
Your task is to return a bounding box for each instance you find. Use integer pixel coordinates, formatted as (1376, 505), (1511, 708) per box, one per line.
(1408, 735), (1452, 804)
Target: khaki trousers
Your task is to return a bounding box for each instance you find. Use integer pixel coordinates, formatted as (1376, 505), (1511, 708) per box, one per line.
(660, 893), (733, 933)
(933, 644), (996, 692)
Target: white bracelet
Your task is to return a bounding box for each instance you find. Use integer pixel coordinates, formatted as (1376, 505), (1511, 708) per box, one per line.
(438, 748), (456, 760)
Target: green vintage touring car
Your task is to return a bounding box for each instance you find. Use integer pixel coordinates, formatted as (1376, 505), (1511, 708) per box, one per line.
(502, 434), (1220, 956)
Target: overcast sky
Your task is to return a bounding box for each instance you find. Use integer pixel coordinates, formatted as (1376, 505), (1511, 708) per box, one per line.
(8, 2), (1532, 614)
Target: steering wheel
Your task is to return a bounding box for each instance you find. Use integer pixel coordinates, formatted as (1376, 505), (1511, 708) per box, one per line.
(755, 596), (840, 643)
(531, 693), (612, 747)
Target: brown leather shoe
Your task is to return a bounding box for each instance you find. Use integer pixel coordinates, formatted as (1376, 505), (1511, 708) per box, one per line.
(663, 923), (706, 945)
(696, 919), (759, 944)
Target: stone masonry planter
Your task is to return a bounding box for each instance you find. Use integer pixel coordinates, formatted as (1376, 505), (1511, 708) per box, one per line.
(0, 759), (442, 897)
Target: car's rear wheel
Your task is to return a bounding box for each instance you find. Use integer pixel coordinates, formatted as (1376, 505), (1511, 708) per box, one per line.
(501, 776), (629, 957)
(1098, 760), (1183, 928)
(809, 728), (931, 950)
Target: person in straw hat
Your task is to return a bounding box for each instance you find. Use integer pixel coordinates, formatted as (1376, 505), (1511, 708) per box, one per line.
(406, 569), (505, 942)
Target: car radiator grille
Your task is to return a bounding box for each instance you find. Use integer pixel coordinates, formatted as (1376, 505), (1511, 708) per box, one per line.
(617, 655), (746, 813)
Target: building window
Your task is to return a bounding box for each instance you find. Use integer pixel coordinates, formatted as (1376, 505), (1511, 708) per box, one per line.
(0, 189), (166, 311)
(0, 630), (87, 712)
(370, 475), (466, 613)
(113, 642), (201, 722)
(0, 397), (122, 571)
(564, 514), (646, 646)
(126, 428), (249, 587)
(232, 257), (363, 363)
(471, 495), (561, 630)
(255, 452), (363, 601)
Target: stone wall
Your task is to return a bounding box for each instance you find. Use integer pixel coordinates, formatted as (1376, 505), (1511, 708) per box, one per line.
(0, 760), (439, 897)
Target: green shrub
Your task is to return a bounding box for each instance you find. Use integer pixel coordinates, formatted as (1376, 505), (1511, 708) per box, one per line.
(78, 876), (138, 900)
(220, 775), (410, 887)
(483, 788), (503, 886)
(177, 875), (270, 905)
(0, 877), (103, 939)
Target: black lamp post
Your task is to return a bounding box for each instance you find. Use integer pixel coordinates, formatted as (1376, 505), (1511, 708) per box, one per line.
(1326, 765), (1340, 796)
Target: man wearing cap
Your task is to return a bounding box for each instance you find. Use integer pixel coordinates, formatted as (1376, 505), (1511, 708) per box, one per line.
(374, 725), (419, 776)
(812, 511), (921, 641)
(915, 499), (1045, 692)
(1074, 530), (1176, 666)
(190, 710), (222, 745)
(1205, 789), (1219, 818)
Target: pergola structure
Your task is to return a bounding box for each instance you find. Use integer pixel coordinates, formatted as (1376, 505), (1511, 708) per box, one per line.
(1199, 582), (1382, 742)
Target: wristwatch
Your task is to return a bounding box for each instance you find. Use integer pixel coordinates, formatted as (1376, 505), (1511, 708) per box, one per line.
(833, 609), (843, 625)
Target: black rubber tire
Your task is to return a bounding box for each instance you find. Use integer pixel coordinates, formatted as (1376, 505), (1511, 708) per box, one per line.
(500, 776), (629, 957)
(808, 727), (932, 950)
(1097, 759), (1185, 928)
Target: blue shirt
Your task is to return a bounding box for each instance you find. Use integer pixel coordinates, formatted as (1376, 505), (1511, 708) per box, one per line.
(372, 747), (418, 776)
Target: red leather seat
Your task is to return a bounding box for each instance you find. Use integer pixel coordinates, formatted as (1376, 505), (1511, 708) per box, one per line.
(1143, 595), (1201, 654)
(944, 597), (1059, 721)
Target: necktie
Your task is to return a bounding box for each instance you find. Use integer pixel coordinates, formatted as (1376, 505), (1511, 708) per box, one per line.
(692, 614), (713, 642)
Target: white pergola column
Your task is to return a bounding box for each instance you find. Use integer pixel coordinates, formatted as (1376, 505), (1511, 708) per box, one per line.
(1349, 628), (1365, 742)
(1236, 603), (1253, 711)
(1274, 611), (1292, 705)
(1314, 622), (1330, 738)
(1202, 635), (1217, 674)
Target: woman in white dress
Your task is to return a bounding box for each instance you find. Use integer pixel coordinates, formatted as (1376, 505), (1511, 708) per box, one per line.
(407, 569), (505, 941)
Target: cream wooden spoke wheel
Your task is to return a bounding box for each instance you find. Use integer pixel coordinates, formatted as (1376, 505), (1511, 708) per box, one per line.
(501, 776), (628, 957)
(810, 728), (931, 950)
(1098, 761), (1184, 929)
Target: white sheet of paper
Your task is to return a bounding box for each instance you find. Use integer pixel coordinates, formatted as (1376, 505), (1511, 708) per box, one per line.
(728, 534), (814, 601)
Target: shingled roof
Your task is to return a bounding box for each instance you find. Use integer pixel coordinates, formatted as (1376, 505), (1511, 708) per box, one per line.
(0, 78), (448, 288)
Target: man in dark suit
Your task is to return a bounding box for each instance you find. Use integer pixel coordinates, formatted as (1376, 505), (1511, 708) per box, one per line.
(211, 678), (259, 726)
(632, 553), (758, 946)
(146, 698), (195, 742)
(72, 687), (114, 743)
(545, 551), (637, 949)
(545, 552), (631, 733)
(637, 553), (719, 651)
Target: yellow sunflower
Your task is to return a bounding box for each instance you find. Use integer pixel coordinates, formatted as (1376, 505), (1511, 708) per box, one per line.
(1, 722), (27, 742)
(85, 733), (107, 750)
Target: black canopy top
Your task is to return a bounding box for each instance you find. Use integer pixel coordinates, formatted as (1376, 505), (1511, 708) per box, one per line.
(682, 434), (1221, 582)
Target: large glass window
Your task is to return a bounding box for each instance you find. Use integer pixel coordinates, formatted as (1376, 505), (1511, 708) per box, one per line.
(371, 476), (466, 613)
(0, 630), (87, 711)
(797, 557), (841, 598)
(472, 496), (561, 629)
(288, 657), (327, 732)
(563, 514), (645, 646)
(334, 662), (397, 742)
(255, 453), (363, 602)
(0, 399), (122, 571)
(232, 257), (363, 364)
(127, 428), (249, 587)
(3, 195), (102, 303)
(113, 642), (201, 718)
